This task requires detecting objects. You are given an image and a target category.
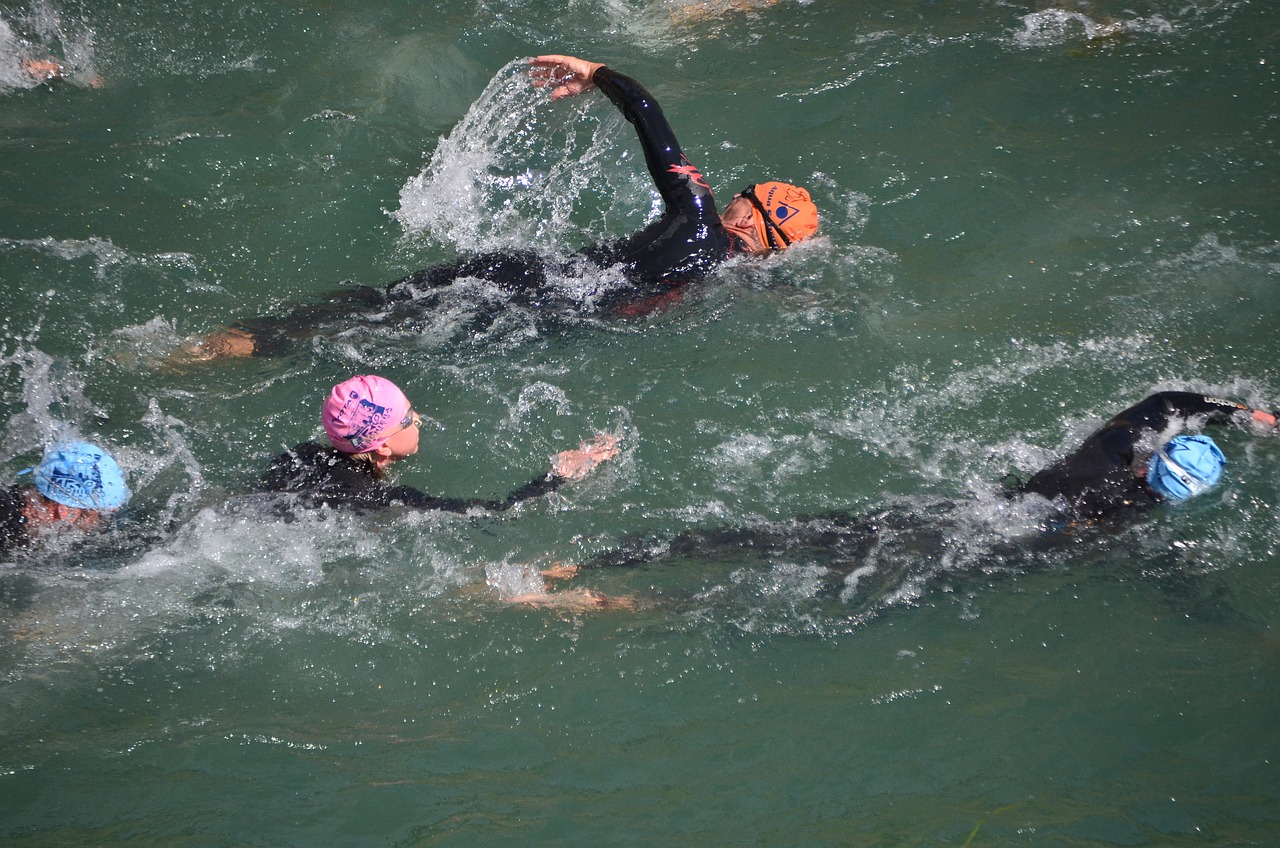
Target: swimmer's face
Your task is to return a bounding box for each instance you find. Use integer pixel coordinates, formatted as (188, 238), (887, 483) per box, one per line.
(382, 410), (421, 461)
(720, 194), (767, 255)
(22, 488), (103, 532)
(721, 194), (756, 229)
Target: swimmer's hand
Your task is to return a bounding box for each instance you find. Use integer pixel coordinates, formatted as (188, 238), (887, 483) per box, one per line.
(551, 433), (621, 481)
(166, 328), (257, 367)
(530, 55), (605, 101)
(22, 57), (65, 81)
(1251, 408), (1280, 430)
(540, 562), (579, 581)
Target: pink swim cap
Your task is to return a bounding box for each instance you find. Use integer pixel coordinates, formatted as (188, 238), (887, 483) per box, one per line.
(321, 375), (412, 454)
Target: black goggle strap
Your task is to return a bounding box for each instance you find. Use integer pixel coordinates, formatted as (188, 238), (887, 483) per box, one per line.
(741, 185), (791, 251)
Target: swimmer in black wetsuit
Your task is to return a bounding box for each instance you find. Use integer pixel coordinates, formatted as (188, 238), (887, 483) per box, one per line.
(0, 441), (131, 561)
(186, 53), (820, 360)
(1014, 391), (1277, 521)
(523, 391), (1280, 604)
(261, 374), (619, 513)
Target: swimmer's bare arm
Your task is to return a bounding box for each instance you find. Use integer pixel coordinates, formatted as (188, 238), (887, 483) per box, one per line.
(21, 57), (103, 88)
(184, 328), (257, 361)
(529, 54), (606, 100)
(504, 587), (635, 611)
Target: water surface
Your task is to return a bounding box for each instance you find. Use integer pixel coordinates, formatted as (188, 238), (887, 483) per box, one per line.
(1, 0), (1278, 844)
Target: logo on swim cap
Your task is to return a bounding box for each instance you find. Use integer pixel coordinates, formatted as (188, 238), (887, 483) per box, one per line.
(26, 442), (130, 510)
(335, 395), (395, 452)
(746, 181), (819, 250)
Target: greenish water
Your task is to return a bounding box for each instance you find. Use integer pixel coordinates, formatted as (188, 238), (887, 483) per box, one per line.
(2, 0), (1278, 845)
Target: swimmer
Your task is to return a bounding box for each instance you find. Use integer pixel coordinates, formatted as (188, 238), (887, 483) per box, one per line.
(1, 441), (131, 560)
(261, 374), (620, 512)
(183, 53), (820, 361)
(522, 391), (1279, 603)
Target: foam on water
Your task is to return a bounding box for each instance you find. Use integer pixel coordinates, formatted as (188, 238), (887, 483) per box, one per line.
(1012, 8), (1174, 48)
(0, 495), (485, 687)
(394, 59), (646, 256)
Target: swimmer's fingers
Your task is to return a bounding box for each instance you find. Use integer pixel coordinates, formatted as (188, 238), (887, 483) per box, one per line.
(581, 432), (621, 462)
(21, 57), (65, 81)
(550, 447), (595, 481)
(540, 562), (580, 581)
(174, 328), (257, 364)
(529, 55), (603, 100)
(552, 433), (621, 480)
(511, 588), (636, 612)
(1250, 408), (1279, 430)
(588, 590), (637, 611)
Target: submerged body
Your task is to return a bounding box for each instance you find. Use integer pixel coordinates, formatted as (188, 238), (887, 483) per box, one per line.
(545, 392), (1278, 604)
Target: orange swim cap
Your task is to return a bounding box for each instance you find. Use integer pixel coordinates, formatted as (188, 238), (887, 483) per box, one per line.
(744, 181), (819, 251)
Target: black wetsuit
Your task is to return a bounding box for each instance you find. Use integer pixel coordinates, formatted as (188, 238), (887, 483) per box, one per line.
(1015, 392), (1261, 521)
(243, 66), (742, 355)
(261, 441), (565, 513)
(578, 393), (1271, 590)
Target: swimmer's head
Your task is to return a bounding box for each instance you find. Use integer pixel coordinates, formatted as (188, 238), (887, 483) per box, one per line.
(23, 442), (130, 511)
(727, 181), (819, 253)
(1146, 434), (1226, 501)
(322, 375), (414, 455)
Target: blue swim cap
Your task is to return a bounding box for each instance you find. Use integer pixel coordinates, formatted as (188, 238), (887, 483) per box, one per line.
(26, 442), (131, 510)
(1146, 434), (1226, 501)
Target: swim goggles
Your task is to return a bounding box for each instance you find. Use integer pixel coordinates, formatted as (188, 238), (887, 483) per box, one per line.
(739, 184), (792, 251)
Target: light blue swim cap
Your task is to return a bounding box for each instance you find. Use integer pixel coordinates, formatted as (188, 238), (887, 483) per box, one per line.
(1146, 434), (1225, 501)
(25, 442), (131, 510)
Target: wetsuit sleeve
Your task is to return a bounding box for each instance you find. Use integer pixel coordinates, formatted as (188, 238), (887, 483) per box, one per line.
(1107, 392), (1262, 433)
(235, 284), (389, 357)
(394, 474), (566, 514)
(592, 66), (716, 217)
(1061, 391), (1260, 479)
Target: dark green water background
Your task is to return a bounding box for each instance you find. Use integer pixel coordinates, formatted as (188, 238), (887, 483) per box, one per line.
(1, 0), (1278, 845)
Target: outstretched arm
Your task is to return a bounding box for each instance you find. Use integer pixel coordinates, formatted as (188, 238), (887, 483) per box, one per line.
(503, 587), (636, 611)
(421, 433), (622, 514)
(530, 53), (714, 218)
(1113, 391), (1280, 434)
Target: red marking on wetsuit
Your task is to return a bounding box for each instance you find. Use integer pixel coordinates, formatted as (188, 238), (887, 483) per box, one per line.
(668, 161), (710, 190)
